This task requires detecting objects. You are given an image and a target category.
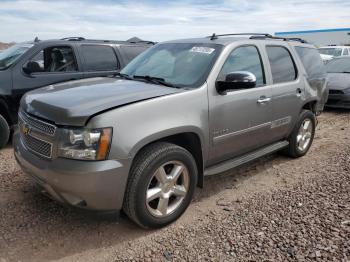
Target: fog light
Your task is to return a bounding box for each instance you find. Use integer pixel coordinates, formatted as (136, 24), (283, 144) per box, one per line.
(60, 148), (97, 160)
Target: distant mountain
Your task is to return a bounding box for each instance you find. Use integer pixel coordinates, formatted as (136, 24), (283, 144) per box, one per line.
(127, 37), (155, 44)
(127, 37), (143, 43)
(0, 42), (14, 50)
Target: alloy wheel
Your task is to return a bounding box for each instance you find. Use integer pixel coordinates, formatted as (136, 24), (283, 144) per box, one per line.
(296, 118), (313, 152)
(146, 161), (189, 217)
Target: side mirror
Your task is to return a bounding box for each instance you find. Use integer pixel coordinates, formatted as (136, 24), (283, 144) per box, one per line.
(23, 61), (41, 75)
(216, 71), (256, 95)
(22, 65), (32, 75)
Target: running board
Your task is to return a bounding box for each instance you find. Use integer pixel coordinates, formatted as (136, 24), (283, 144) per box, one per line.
(204, 141), (289, 176)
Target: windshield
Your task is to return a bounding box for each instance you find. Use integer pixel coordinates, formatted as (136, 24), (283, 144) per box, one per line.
(121, 43), (223, 88)
(326, 58), (350, 73)
(0, 43), (33, 70)
(319, 48), (342, 57)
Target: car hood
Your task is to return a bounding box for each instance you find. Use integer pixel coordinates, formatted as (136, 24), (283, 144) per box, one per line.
(21, 77), (184, 126)
(327, 73), (350, 90)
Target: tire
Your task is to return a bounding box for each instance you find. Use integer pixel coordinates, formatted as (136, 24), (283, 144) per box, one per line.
(284, 110), (316, 158)
(0, 114), (10, 149)
(123, 142), (198, 229)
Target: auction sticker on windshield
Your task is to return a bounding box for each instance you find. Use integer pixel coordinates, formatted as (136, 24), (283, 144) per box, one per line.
(190, 46), (215, 54)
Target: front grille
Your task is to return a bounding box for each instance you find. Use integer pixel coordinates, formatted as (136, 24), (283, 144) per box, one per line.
(329, 89), (344, 95)
(18, 112), (55, 159)
(21, 133), (52, 158)
(19, 111), (56, 136)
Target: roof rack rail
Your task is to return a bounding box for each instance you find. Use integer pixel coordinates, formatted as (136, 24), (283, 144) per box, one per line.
(209, 33), (272, 40)
(208, 33), (308, 43)
(61, 37), (86, 41)
(286, 37), (308, 43)
(249, 35), (308, 43)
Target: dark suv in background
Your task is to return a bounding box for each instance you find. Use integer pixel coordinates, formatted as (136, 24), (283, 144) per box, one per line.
(0, 37), (153, 148)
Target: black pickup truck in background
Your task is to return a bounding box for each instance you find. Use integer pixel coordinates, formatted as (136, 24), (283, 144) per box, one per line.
(0, 37), (154, 148)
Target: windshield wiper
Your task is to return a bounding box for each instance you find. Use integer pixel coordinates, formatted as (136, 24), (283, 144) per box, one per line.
(115, 72), (133, 80)
(133, 75), (178, 88)
(342, 71), (350, 74)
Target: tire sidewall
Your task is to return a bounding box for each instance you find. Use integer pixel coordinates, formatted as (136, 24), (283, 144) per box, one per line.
(290, 110), (316, 157)
(134, 148), (197, 228)
(0, 115), (10, 149)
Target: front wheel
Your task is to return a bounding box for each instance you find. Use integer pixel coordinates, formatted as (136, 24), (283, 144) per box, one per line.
(284, 110), (316, 158)
(123, 142), (198, 228)
(0, 115), (10, 149)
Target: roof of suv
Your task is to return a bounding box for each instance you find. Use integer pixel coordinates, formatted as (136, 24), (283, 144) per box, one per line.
(166, 37), (248, 46)
(165, 33), (314, 48)
(27, 37), (155, 46)
(319, 46), (349, 48)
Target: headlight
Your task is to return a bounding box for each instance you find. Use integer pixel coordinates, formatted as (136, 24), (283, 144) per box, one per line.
(58, 127), (112, 160)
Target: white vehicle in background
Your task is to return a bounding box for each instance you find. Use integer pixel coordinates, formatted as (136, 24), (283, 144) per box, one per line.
(319, 46), (350, 63)
(319, 46), (350, 57)
(319, 54), (334, 63)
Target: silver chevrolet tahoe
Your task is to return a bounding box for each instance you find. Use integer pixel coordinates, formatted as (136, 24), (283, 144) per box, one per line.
(14, 33), (328, 228)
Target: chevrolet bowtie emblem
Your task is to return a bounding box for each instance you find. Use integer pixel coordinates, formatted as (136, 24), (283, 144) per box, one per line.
(22, 124), (31, 136)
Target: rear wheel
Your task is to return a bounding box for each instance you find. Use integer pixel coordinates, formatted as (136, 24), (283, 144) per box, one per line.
(284, 110), (316, 158)
(0, 114), (10, 149)
(123, 142), (197, 228)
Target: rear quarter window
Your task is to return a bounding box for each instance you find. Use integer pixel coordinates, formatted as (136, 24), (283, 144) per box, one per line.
(119, 45), (149, 64)
(295, 47), (326, 79)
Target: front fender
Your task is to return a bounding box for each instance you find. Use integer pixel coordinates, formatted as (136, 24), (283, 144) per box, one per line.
(87, 85), (210, 163)
(128, 126), (206, 158)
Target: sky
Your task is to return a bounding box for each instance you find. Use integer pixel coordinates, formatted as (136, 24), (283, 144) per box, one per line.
(0, 0), (349, 43)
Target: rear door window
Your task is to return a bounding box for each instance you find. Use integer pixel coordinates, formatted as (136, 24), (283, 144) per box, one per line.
(295, 47), (326, 79)
(343, 48), (349, 56)
(81, 45), (119, 71)
(266, 46), (297, 84)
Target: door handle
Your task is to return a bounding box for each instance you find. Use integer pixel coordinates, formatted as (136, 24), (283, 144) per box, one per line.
(257, 97), (271, 104)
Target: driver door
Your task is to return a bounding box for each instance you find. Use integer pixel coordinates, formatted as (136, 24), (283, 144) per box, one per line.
(12, 44), (83, 97)
(208, 45), (273, 165)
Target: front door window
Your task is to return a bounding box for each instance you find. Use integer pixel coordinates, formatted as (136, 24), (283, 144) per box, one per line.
(25, 46), (78, 74)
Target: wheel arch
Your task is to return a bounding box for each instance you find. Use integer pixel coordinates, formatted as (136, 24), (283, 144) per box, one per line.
(301, 99), (318, 114)
(0, 98), (12, 126)
(130, 131), (205, 188)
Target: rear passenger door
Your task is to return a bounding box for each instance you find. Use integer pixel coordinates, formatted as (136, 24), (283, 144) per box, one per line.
(265, 45), (304, 141)
(79, 44), (120, 78)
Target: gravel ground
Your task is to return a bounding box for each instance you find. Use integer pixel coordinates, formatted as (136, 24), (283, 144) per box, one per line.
(0, 110), (349, 261)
